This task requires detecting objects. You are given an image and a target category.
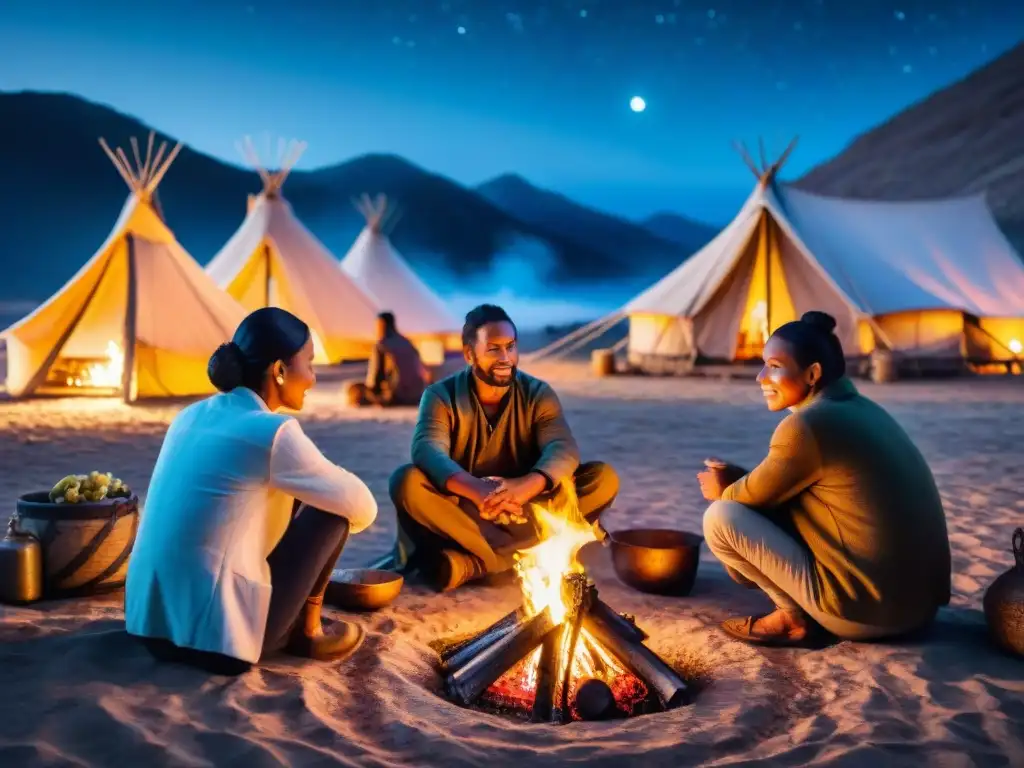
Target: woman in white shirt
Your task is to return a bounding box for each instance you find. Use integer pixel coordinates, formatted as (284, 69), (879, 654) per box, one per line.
(125, 307), (378, 675)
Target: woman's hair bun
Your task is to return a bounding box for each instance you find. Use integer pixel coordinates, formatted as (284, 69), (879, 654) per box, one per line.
(800, 310), (837, 335)
(207, 341), (245, 392)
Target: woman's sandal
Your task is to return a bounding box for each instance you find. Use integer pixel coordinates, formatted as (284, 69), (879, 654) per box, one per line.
(721, 614), (826, 649)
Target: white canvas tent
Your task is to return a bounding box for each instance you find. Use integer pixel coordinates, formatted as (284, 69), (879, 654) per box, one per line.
(339, 194), (461, 365)
(530, 139), (1024, 373)
(205, 138), (381, 363)
(1, 133), (247, 402)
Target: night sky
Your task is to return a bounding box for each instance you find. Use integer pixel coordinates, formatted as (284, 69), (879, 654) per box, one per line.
(2, 0), (1021, 224)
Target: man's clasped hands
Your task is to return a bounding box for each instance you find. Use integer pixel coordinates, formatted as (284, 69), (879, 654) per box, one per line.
(459, 472), (551, 526)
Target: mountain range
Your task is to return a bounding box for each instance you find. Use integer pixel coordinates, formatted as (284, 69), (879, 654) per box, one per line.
(796, 41), (1024, 250)
(1, 40), (1022, 310)
(0, 91), (715, 306)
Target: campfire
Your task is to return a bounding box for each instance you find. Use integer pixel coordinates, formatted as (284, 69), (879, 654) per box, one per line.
(51, 340), (125, 390)
(438, 499), (690, 723)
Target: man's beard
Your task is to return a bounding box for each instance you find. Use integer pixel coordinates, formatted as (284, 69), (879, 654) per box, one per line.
(472, 361), (516, 388)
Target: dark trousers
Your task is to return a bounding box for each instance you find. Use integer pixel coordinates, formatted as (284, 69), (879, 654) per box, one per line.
(141, 503), (350, 675)
(348, 382), (422, 407)
(388, 461), (620, 575)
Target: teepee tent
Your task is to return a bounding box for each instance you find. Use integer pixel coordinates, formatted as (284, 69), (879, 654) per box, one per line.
(1, 133), (247, 402)
(205, 137), (381, 363)
(529, 138), (1024, 374)
(339, 194), (461, 365)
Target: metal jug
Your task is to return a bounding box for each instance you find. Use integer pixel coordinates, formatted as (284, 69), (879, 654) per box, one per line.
(0, 515), (43, 604)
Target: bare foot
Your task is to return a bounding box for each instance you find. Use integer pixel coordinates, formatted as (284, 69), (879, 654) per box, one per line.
(751, 608), (808, 640)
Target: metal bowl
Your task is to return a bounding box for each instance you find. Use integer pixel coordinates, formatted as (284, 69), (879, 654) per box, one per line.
(325, 568), (404, 611)
(608, 528), (703, 596)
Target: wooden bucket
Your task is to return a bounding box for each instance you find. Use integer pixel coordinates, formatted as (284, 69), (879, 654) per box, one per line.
(591, 349), (616, 377)
(870, 349), (897, 383)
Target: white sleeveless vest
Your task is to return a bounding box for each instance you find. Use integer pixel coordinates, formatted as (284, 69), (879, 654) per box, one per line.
(125, 388), (293, 662)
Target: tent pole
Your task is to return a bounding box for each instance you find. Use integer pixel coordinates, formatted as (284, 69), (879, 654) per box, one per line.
(122, 234), (139, 404)
(264, 244), (272, 306)
(764, 214), (772, 338)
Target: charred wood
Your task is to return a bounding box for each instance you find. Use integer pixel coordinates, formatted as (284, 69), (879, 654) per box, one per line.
(445, 608), (556, 706)
(582, 606), (690, 709)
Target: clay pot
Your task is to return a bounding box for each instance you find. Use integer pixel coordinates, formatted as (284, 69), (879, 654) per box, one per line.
(983, 528), (1024, 658)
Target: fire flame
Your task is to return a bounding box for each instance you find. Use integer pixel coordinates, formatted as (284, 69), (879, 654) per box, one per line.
(749, 300), (770, 343)
(67, 341), (124, 388)
(514, 506), (596, 625)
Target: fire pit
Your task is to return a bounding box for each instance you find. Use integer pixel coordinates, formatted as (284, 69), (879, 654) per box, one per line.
(435, 506), (691, 724)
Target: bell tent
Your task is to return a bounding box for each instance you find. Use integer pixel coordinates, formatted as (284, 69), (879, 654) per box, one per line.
(529, 139), (1024, 375)
(1, 133), (247, 402)
(204, 137), (381, 363)
(339, 193), (461, 365)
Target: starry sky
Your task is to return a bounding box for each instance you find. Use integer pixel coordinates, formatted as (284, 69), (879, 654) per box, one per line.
(1, 0), (1021, 224)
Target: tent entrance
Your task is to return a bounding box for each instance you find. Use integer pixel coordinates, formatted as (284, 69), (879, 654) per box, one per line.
(37, 235), (138, 398)
(733, 214), (796, 360)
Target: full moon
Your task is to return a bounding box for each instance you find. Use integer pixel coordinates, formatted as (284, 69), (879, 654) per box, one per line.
(629, 96), (646, 113)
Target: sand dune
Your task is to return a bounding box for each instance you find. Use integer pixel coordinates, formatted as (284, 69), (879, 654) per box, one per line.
(1, 365), (1023, 766)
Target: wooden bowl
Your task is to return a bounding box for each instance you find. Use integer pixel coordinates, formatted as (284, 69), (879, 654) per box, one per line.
(326, 568), (404, 611)
(608, 528), (703, 596)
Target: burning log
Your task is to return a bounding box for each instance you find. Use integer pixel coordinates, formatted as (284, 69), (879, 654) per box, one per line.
(582, 603), (690, 710)
(439, 608), (523, 674)
(530, 628), (561, 722)
(445, 607), (557, 706)
(588, 594), (648, 643)
(554, 572), (590, 723)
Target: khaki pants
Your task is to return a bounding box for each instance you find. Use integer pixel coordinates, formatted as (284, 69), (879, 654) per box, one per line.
(388, 462), (619, 574)
(702, 500), (931, 641)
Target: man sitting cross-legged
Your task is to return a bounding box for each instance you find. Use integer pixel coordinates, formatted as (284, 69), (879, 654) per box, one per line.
(388, 304), (620, 592)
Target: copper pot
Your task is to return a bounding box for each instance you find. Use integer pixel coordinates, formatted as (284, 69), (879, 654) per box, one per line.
(983, 528), (1024, 658)
(326, 568), (404, 611)
(609, 528), (703, 596)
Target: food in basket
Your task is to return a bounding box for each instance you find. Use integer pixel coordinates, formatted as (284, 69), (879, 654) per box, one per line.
(48, 471), (133, 504)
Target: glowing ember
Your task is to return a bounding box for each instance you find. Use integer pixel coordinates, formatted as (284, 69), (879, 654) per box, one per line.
(67, 341), (124, 388)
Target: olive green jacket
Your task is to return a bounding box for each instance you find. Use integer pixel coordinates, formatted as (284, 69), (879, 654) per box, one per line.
(723, 377), (952, 626)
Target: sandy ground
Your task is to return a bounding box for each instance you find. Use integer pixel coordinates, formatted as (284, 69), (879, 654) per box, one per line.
(1, 363), (1023, 767)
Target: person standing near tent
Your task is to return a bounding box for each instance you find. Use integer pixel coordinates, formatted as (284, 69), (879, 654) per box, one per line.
(698, 310), (951, 647)
(125, 307), (378, 675)
(348, 311), (429, 407)
(388, 303), (620, 592)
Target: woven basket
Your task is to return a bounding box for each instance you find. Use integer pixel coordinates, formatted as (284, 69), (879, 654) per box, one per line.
(12, 491), (139, 599)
